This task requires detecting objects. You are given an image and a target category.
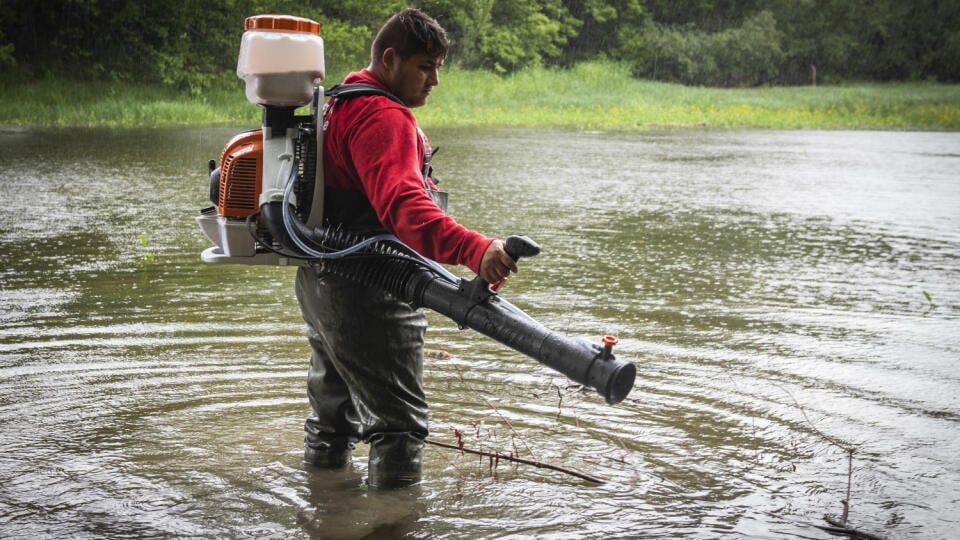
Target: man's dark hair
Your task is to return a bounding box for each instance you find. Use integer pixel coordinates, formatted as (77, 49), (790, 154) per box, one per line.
(371, 9), (448, 62)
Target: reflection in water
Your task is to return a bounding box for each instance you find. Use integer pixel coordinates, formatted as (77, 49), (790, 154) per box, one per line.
(1, 126), (959, 538)
(299, 467), (424, 539)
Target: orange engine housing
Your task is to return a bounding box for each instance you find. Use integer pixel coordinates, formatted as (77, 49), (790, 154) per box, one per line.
(217, 130), (263, 218)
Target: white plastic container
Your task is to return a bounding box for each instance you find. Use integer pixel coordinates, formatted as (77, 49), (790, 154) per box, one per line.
(236, 15), (325, 107)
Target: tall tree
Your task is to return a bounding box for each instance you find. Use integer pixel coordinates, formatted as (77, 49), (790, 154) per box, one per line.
(2, 0), (958, 86)
(422, 0), (580, 72)
(560, 0), (648, 66)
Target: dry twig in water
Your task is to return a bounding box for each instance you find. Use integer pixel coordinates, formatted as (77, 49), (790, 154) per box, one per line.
(425, 438), (605, 484)
(778, 386), (886, 539)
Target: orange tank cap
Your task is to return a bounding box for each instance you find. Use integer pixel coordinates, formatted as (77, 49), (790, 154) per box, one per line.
(602, 335), (619, 347)
(244, 15), (321, 35)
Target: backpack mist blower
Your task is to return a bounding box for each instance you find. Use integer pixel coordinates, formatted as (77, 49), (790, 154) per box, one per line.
(195, 15), (636, 404)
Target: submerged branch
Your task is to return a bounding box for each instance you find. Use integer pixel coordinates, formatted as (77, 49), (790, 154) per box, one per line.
(425, 438), (605, 485)
(820, 517), (888, 540)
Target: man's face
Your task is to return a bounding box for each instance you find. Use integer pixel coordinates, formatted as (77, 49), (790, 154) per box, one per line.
(385, 51), (442, 108)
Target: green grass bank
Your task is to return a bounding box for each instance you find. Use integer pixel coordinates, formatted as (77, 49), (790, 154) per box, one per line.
(2, 62), (958, 130)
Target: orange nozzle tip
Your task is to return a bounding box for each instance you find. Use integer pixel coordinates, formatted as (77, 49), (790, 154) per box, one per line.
(602, 335), (618, 347)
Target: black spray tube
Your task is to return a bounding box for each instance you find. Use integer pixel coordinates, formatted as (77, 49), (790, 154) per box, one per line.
(288, 223), (637, 404)
(403, 237), (635, 404)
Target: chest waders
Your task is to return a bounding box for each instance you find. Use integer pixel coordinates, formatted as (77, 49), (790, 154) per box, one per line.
(298, 83), (440, 489)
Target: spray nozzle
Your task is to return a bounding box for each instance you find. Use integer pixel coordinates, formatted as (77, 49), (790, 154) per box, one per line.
(601, 335), (618, 361)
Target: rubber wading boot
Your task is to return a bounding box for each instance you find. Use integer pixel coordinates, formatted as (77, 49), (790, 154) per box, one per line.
(304, 437), (355, 468)
(366, 432), (423, 490)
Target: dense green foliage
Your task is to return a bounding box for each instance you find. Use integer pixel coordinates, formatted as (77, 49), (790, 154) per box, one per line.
(1, 0), (958, 90)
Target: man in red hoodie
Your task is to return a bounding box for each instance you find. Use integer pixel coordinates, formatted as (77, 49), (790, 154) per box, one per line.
(295, 9), (518, 489)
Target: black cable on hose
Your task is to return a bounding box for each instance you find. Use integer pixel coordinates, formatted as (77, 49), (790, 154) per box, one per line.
(297, 225), (431, 300)
(246, 207), (448, 303)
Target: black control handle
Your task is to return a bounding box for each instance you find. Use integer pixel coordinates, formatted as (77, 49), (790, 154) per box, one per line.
(504, 235), (540, 262)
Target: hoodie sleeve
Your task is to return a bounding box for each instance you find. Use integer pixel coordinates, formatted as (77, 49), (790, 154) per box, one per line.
(345, 104), (492, 274)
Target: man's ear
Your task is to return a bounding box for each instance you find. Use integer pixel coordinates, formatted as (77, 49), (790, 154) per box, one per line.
(380, 48), (399, 72)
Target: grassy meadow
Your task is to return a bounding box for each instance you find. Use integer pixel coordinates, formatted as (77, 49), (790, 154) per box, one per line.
(2, 61), (958, 130)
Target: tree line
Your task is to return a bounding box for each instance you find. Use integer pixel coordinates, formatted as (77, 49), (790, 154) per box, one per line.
(1, 0), (957, 92)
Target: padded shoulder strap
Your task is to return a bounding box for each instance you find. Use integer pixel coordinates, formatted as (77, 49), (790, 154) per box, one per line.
(325, 83), (406, 106)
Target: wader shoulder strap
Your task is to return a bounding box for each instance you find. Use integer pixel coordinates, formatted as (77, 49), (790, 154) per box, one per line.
(323, 82), (448, 215)
(325, 83), (406, 107)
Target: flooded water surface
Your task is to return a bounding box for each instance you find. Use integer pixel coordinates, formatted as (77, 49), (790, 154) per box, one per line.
(1, 126), (958, 539)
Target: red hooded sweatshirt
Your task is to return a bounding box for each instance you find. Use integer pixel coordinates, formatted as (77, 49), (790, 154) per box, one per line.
(322, 70), (492, 274)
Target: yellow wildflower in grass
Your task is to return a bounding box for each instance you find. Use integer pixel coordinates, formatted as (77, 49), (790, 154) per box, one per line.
(3, 61), (959, 130)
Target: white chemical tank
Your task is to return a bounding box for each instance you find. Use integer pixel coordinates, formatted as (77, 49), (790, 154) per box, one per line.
(236, 15), (325, 107)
